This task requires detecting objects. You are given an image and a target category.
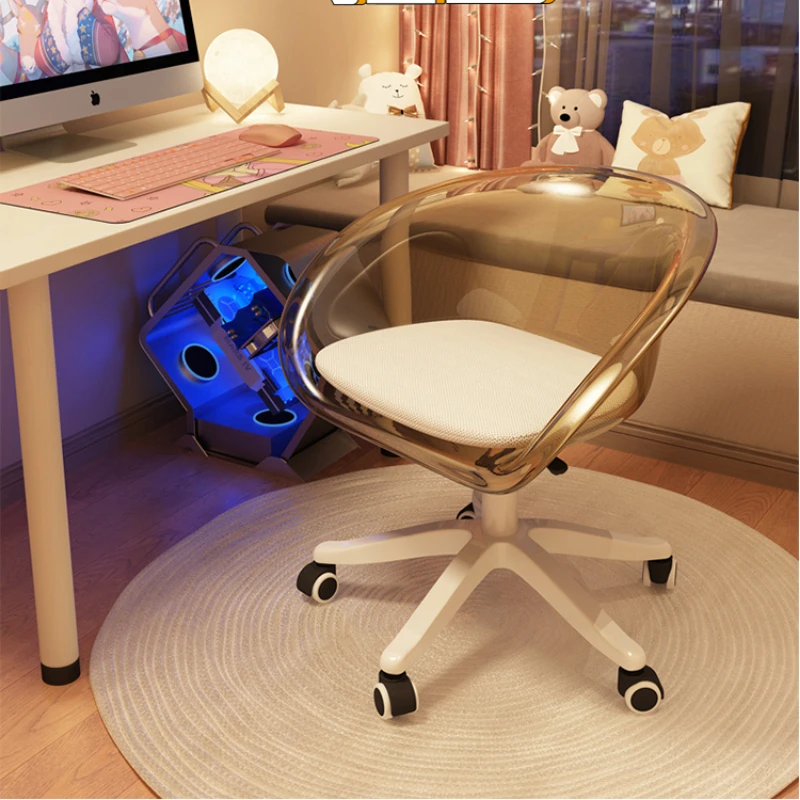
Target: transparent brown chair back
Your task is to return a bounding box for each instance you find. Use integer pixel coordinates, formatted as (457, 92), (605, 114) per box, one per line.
(280, 167), (717, 494)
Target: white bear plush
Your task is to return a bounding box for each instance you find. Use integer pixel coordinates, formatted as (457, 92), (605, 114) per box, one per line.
(331, 63), (437, 188)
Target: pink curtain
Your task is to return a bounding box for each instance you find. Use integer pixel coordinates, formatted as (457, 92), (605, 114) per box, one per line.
(400, 4), (535, 170)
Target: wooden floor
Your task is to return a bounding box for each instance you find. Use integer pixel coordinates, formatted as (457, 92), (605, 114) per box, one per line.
(1, 422), (797, 799)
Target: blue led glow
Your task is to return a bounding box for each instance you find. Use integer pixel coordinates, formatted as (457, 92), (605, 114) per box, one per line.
(145, 245), (302, 454)
(204, 260), (269, 323)
(253, 409), (297, 428)
(254, 345), (295, 404)
(210, 255), (246, 282)
(179, 343), (220, 382)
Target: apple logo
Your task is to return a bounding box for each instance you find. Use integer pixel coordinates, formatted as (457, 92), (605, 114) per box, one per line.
(90, 91), (100, 106)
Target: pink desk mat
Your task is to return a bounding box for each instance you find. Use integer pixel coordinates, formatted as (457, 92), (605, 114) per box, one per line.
(0, 128), (378, 224)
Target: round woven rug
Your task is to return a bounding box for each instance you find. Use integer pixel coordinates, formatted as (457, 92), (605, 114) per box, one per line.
(91, 466), (798, 799)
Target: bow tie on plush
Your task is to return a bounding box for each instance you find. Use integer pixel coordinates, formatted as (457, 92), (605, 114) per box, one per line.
(551, 125), (593, 155)
(388, 105), (419, 118)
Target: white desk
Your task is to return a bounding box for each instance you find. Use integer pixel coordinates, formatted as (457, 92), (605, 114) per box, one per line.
(0, 102), (449, 684)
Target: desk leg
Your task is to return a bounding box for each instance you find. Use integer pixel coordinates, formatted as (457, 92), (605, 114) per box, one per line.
(379, 151), (410, 204)
(379, 152), (412, 326)
(7, 276), (80, 685)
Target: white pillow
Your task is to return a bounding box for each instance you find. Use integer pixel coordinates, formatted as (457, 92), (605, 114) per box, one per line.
(612, 100), (751, 209)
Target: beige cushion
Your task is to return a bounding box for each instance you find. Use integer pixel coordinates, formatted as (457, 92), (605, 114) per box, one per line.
(316, 320), (635, 449)
(612, 100), (751, 209)
(695, 204), (799, 318)
(264, 166), (473, 230)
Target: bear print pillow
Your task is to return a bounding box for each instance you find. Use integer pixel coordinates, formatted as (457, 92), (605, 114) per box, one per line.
(612, 100), (750, 209)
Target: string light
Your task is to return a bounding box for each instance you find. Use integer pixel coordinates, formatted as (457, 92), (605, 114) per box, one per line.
(532, 6), (550, 151)
(465, 4), (482, 169)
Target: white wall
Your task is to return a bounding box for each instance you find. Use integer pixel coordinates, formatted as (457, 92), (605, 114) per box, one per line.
(0, 2), (398, 472)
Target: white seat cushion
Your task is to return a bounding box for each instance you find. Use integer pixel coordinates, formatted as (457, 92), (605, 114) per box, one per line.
(316, 320), (629, 449)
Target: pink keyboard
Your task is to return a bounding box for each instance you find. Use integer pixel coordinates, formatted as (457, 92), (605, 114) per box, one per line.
(61, 132), (281, 200)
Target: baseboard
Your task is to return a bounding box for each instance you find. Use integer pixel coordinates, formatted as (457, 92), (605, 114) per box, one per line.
(2, 395), (795, 507)
(596, 420), (798, 490)
(0, 393), (183, 508)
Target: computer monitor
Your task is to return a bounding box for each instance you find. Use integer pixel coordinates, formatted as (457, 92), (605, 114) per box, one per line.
(0, 0), (202, 138)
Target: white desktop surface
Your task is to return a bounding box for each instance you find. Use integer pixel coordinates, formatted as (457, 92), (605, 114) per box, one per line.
(0, 102), (449, 684)
(0, 103), (448, 290)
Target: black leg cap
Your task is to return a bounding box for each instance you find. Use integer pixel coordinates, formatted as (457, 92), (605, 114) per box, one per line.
(41, 658), (81, 686)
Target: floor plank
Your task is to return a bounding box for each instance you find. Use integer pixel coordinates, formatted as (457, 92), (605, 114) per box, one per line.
(757, 490), (800, 558)
(611, 452), (705, 496)
(2, 712), (140, 799)
(565, 444), (634, 475)
(1, 629), (101, 779)
(0, 427), (795, 799)
(687, 471), (785, 529)
(1, 463), (281, 690)
(115, 776), (157, 799)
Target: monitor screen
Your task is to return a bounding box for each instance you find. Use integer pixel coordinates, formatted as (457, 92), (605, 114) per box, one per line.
(0, 0), (199, 101)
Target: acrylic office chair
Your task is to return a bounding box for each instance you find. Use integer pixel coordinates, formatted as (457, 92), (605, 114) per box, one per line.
(279, 166), (716, 720)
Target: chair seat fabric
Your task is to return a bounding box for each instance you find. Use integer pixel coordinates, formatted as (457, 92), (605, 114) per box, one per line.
(316, 320), (634, 449)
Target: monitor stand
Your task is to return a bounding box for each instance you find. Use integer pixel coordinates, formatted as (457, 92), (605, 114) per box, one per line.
(0, 124), (136, 164)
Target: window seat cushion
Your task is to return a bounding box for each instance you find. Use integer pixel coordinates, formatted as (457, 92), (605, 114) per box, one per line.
(694, 204), (798, 318)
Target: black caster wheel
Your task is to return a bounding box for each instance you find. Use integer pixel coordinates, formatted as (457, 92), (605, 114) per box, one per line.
(456, 502), (475, 520)
(296, 561), (338, 603)
(618, 665), (664, 714)
(643, 556), (676, 589)
(373, 671), (418, 720)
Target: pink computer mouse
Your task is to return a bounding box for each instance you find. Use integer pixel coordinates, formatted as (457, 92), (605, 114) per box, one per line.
(239, 124), (303, 148)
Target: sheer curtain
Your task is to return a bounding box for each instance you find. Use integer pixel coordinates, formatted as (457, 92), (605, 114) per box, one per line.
(533, 0), (798, 181)
(400, 4), (536, 170)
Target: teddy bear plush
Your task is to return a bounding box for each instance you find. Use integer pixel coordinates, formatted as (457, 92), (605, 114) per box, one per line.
(525, 86), (615, 167)
(331, 63), (436, 188)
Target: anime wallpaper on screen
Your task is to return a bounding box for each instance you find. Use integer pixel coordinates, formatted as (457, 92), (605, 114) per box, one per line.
(0, 0), (188, 86)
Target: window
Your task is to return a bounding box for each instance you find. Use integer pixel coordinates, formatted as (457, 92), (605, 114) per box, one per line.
(534, 0), (798, 179)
